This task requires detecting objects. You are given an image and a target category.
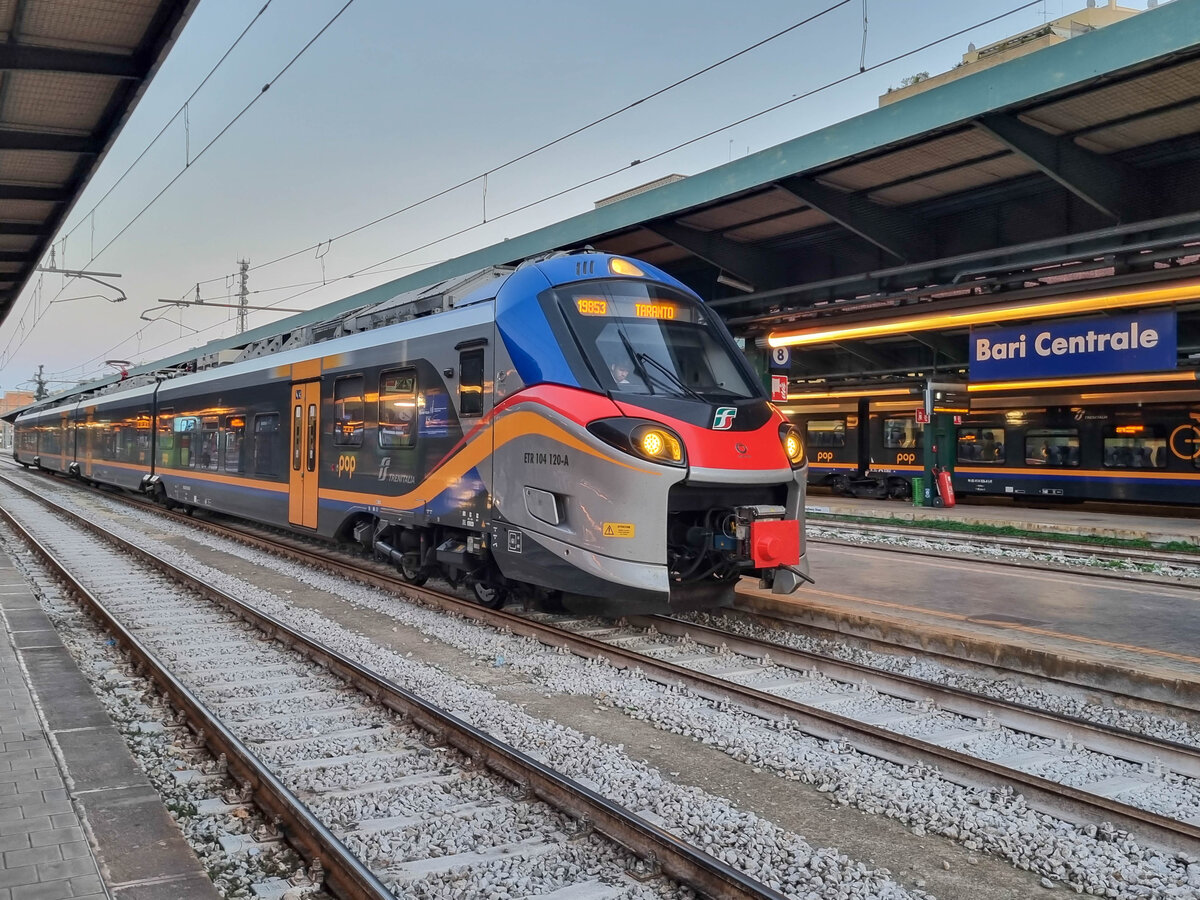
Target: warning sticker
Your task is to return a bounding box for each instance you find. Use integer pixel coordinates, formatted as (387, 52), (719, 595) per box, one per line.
(602, 522), (635, 538)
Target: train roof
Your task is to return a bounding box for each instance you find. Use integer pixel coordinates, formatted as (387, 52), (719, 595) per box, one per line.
(8, 297), (499, 423)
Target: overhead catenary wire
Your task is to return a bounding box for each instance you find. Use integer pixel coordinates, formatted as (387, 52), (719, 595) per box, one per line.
(68, 0), (1043, 384)
(0, 0), (356, 371)
(57, 1), (275, 252)
(276, 0), (1045, 294)
(186, 0), (855, 290)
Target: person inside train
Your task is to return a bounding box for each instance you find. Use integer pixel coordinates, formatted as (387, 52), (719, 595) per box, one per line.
(610, 361), (632, 385)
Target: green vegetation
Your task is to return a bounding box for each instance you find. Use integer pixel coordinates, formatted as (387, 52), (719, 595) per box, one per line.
(807, 512), (1200, 556)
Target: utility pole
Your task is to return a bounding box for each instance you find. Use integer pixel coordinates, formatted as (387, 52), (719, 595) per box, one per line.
(236, 259), (249, 334)
(32, 365), (46, 400)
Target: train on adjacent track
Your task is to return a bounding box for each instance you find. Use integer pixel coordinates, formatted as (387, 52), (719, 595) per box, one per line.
(791, 384), (1200, 504)
(11, 252), (809, 615)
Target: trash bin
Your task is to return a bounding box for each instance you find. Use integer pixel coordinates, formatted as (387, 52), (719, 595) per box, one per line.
(911, 476), (923, 507)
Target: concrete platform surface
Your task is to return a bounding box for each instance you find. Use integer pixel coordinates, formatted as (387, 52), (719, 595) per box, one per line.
(806, 495), (1200, 546)
(0, 546), (218, 900)
(740, 534), (1200, 709)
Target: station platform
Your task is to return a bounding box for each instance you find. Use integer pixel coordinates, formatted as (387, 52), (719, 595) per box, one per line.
(0, 548), (218, 899)
(805, 494), (1200, 547)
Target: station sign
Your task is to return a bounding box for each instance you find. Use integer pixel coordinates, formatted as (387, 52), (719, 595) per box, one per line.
(970, 310), (1177, 381)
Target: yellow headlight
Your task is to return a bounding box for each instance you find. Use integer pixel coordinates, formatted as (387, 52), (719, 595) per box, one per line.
(633, 425), (682, 463)
(782, 427), (804, 465)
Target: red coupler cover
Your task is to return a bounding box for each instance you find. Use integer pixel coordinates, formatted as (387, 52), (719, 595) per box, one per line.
(750, 519), (801, 567)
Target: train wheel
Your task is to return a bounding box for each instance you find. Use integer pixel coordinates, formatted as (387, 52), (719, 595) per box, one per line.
(398, 558), (428, 587)
(472, 580), (507, 609)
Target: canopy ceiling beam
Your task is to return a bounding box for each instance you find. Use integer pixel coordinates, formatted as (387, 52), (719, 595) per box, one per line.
(0, 44), (143, 78)
(974, 113), (1152, 222)
(776, 175), (934, 262)
(642, 219), (789, 289)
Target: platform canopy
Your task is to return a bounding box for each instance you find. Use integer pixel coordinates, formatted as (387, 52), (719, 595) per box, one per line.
(0, 0), (196, 326)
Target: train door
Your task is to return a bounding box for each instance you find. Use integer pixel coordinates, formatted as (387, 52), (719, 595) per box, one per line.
(288, 381), (320, 529)
(450, 338), (492, 525)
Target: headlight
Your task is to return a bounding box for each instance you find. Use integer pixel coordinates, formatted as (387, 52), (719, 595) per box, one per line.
(633, 425), (683, 463)
(780, 424), (805, 467)
(587, 418), (687, 467)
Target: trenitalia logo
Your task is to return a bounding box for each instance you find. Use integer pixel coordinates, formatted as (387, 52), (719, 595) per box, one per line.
(712, 407), (737, 430)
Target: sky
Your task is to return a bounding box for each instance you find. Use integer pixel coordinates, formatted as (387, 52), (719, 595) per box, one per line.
(0, 0), (1118, 394)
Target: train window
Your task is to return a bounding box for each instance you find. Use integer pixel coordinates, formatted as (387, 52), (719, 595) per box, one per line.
(379, 369), (418, 449)
(197, 416), (219, 470)
(222, 415), (245, 474)
(333, 376), (364, 447)
(459, 349), (485, 417)
(134, 413), (152, 466)
(157, 409), (174, 467)
(306, 404), (317, 472)
(556, 281), (758, 399)
(1103, 426), (1167, 469)
(957, 427), (1006, 463)
(292, 405), (302, 471)
(256, 414), (281, 476)
(1025, 429), (1080, 467)
(883, 417), (923, 449)
(174, 416), (198, 468)
(806, 419), (846, 448)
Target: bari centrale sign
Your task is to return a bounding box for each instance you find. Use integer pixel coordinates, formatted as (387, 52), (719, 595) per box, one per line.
(969, 310), (1177, 381)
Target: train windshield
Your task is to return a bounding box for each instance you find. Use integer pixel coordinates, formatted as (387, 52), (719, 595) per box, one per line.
(555, 281), (759, 400)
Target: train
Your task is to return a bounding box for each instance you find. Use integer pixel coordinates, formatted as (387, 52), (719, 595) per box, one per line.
(789, 384), (1200, 505)
(11, 251), (810, 615)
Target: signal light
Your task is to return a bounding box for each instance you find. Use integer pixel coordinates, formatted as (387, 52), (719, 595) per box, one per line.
(609, 258), (645, 277)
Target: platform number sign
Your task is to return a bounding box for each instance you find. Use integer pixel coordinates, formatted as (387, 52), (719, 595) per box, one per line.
(770, 347), (790, 370)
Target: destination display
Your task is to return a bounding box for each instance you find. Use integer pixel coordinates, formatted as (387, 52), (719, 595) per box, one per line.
(970, 310), (1177, 381)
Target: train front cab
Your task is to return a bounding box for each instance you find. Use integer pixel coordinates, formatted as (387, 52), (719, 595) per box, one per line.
(488, 253), (809, 615)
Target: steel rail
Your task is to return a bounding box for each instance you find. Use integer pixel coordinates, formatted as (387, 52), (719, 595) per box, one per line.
(0, 474), (788, 900)
(721, 599), (1200, 723)
(807, 515), (1200, 572)
(24, 474), (1200, 859)
(0, 505), (395, 900)
(636, 615), (1200, 779)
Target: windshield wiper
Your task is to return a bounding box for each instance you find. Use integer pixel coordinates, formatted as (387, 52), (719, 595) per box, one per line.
(615, 328), (654, 394)
(636, 352), (705, 401)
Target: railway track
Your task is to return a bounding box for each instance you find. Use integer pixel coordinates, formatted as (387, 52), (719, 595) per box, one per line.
(9, 468), (1200, 869)
(806, 514), (1200, 580)
(0, 474), (785, 900)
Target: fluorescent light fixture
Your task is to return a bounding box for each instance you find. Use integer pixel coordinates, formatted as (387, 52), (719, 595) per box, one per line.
(968, 371), (1198, 392)
(768, 278), (1200, 348)
(716, 271), (755, 293)
(787, 386), (916, 400)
